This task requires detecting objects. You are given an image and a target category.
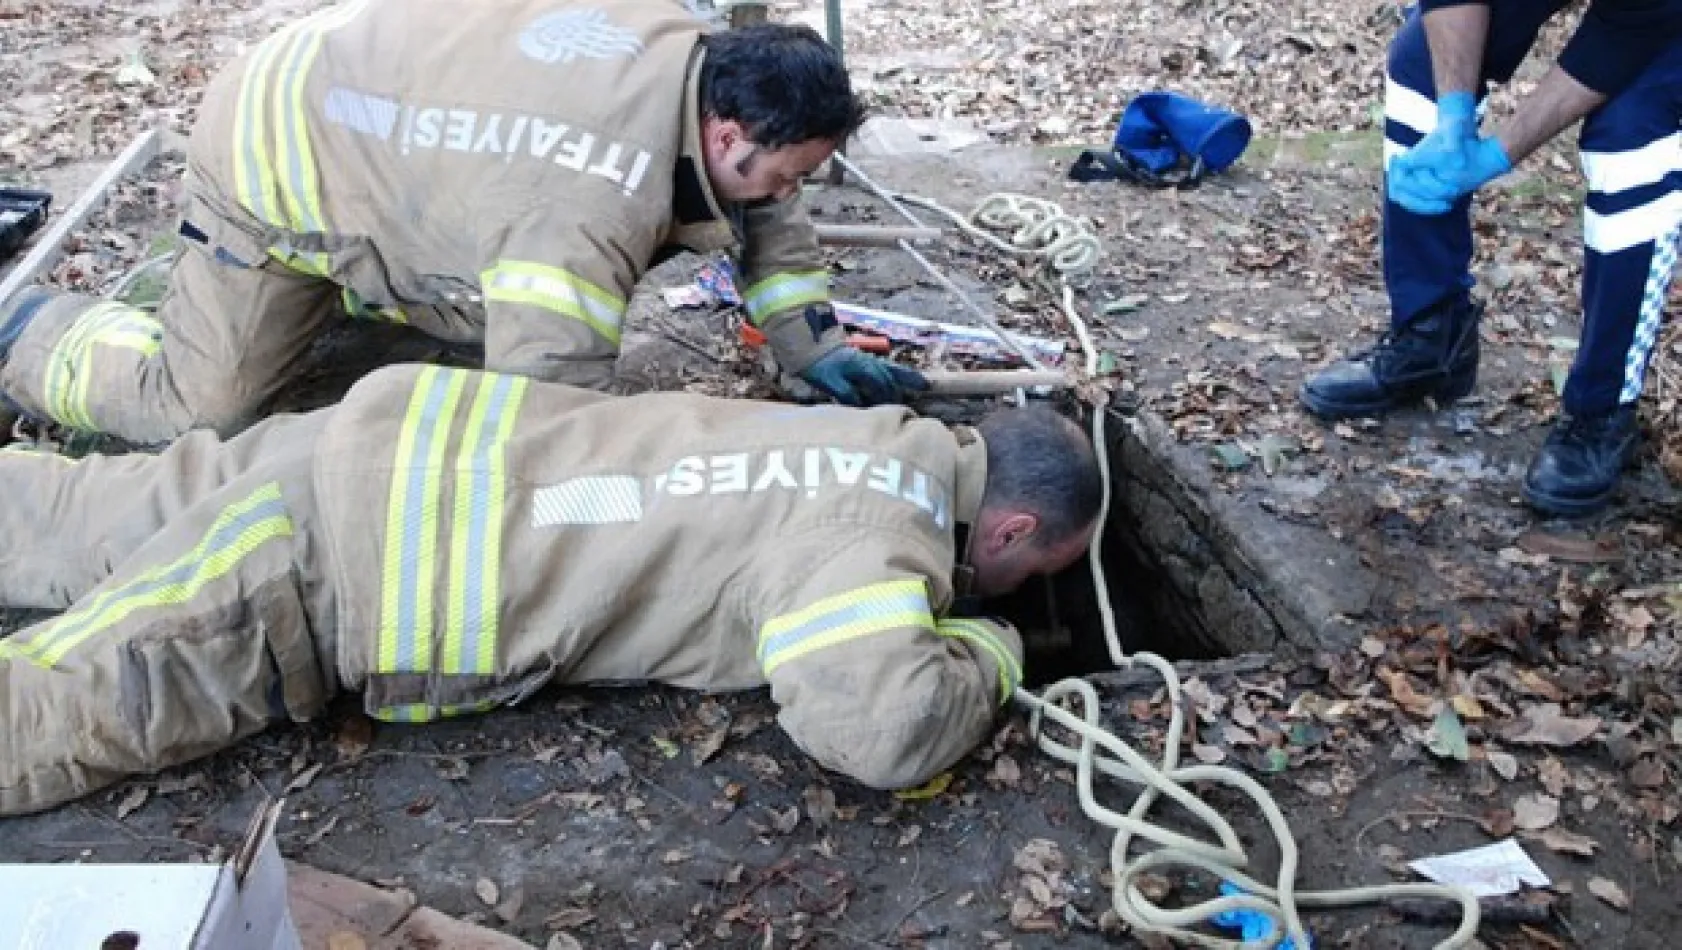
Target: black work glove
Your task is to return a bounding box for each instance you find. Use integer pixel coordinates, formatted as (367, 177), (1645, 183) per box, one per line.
(798, 347), (930, 407)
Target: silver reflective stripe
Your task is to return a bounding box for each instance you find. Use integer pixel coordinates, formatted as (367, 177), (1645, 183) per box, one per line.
(485, 266), (624, 335)
(532, 476), (644, 526)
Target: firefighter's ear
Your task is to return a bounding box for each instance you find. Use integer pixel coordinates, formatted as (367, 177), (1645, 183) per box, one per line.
(994, 513), (1039, 553)
(701, 116), (747, 154)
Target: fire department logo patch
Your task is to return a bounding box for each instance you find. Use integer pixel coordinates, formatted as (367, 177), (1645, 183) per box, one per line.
(518, 8), (645, 65)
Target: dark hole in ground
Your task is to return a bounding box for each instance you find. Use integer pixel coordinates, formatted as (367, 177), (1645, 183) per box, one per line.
(978, 404), (1229, 687)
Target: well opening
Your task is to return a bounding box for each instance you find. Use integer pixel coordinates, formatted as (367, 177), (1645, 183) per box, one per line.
(979, 404), (1281, 686)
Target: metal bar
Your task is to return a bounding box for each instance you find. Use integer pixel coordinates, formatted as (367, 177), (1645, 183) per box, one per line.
(829, 151), (1049, 371)
(824, 0), (847, 186)
(921, 369), (1069, 395)
(0, 129), (161, 309)
(814, 223), (943, 247)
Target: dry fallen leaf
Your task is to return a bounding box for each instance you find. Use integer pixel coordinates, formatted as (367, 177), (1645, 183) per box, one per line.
(1480, 807), (1515, 838)
(1537, 756), (1572, 797)
(1587, 876), (1630, 910)
(285, 762), (325, 794)
(116, 785), (149, 820)
(1513, 670), (1567, 702)
(1450, 694), (1485, 720)
(1381, 669), (1437, 718)
(1192, 743), (1227, 764)
(770, 805), (800, 835)
(1009, 896), (1056, 932)
(327, 933), (367, 950)
(1628, 758), (1667, 789)
(544, 908), (596, 930)
(1487, 749), (1519, 781)
(1503, 704), (1601, 748)
(1532, 827), (1599, 857)
(988, 754), (1023, 788)
(1513, 793), (1560, 831)
(803, 784), (838, 826)
(494, 886), (526, 924)
(691, 724), (729, 765)
(475, 877), (500, 907)
(1515, 531), (1621, 563)
(1013, 839), (1066, 879)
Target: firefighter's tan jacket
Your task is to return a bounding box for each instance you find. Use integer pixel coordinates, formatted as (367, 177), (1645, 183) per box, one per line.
(0, 365), (1023, 815)
(188, 0), (840, 385)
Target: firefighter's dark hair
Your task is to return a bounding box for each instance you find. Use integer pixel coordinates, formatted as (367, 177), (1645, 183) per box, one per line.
(698, 24), (867, 148)
(977, 405), (1103, 546)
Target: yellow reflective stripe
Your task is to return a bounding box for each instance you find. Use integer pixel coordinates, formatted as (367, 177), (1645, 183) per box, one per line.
(14, 483), (292, 668)
(43, 303), (159, 431)
(266, 24), (314, 230)
(232, 19), (302, 225)
(280, 0), (368, 231)
(937, 618), (1022, 705)
(71, 310), (159, 429)
(442, 373), (526, 678)
(234, 0), (367, 230)
(376, 366), (467, 675)
(758, 578), (933, 676)
(42, 302), (114, 430)
(743, 270), (829, 326)
(480, 261), (625, 345)
(480, 378), (525, 673)
(95, 331), (164, 355)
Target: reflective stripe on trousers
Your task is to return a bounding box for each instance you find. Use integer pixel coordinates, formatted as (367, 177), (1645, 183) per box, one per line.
(369, 366), (529, 721)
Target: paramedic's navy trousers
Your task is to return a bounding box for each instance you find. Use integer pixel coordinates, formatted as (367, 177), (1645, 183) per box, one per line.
(1383, 0), (1682, 415)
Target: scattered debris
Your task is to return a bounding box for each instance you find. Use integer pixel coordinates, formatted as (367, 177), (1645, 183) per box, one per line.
(1407, 840), (1551, 899)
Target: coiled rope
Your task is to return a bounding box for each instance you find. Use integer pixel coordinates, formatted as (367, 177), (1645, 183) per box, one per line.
(829, 152), (1481, 947)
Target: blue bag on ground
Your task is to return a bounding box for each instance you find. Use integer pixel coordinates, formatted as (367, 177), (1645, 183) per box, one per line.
(1069, 91), (1253, 187)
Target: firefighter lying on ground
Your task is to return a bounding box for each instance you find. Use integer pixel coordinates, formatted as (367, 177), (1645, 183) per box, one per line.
(0, 0), (925, 448)
(0, 363), (1102, 816)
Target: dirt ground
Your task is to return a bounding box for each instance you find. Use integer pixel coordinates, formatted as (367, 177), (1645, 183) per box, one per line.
(2, 0), (1680, 948)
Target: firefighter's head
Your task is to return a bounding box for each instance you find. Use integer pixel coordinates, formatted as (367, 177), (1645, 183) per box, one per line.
(967, 406), (1104, 597)
(698, 24), (866, 204)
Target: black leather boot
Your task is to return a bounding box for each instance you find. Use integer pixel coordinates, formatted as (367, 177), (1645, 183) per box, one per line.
(1522, 406), (1639, 517)
(1299, 297), (1482, 420)
(0, 285), (53, 360)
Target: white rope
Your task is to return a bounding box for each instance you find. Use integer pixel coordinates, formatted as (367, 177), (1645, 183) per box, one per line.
(895, 192), (1102, 279)
(893, 189), (1483, 947)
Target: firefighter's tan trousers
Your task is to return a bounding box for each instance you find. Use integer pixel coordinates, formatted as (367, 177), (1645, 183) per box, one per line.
(0, 413), (337, 816)
(0, 221), (483, 446)
(0, 236), (351, 445)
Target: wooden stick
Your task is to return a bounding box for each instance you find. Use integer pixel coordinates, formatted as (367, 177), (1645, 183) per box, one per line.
(920, 369), (1069, 395)
(0, 129), (162, 308)
(814, 223), (944, 247)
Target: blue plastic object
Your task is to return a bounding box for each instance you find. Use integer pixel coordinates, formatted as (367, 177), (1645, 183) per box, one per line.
(1208, 881), (1312, 949)
(1114, 91), (1252, 175)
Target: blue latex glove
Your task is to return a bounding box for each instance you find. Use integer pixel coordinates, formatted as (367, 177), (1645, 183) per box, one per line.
(798, 347), (929, 407)
(1209, 881), (1312, 950)
(1387, 91), (1511, 215)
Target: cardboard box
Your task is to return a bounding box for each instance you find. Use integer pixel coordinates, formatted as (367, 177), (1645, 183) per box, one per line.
(0, 799), (301, 950)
